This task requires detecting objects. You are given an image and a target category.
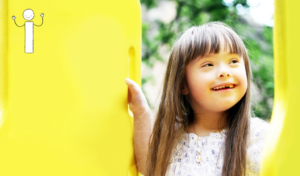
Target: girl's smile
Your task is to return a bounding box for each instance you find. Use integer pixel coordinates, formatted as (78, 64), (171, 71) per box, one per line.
(211, 83), (237, 91)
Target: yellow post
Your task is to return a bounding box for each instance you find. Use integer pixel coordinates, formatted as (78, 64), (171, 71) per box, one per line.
(0, 0), (141, 175)
(260, 0), (300, 175)
(0, 0), (8, 113)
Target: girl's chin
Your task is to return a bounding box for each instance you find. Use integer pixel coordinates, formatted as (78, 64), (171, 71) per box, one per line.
(207, 102), (237, 112)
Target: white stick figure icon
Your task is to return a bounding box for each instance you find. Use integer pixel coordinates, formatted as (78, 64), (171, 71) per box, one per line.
(12, 9), (44, 53)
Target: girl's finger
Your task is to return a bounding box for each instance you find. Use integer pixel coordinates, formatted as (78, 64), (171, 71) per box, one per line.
(125, 78), (140, 95)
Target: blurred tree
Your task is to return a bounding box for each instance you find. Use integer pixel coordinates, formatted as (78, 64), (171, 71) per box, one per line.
(140, 0), (274, 120)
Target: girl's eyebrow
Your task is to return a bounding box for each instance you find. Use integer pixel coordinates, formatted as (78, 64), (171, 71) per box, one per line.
(192, 56), (205, 64)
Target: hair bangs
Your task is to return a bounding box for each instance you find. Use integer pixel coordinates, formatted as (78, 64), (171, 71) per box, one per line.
(183, 24), (245, 64)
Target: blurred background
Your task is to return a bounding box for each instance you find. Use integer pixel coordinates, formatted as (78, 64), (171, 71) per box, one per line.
(140, 0), (274, 121)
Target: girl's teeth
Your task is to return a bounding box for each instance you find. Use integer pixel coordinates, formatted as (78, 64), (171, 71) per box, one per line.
(213, 85), (234, 90)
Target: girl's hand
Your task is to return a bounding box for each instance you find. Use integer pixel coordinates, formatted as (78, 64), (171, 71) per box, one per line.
(125, 78), (152, 175)
(125, 78), (150, 117)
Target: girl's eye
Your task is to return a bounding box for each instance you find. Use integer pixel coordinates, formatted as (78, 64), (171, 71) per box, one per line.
(202, 63), (213, 67)
(230, 59), (238, 64)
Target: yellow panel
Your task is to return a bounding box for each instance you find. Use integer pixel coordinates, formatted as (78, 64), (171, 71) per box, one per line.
(260, 0), (300, 175)
(0, 0), (141, 175)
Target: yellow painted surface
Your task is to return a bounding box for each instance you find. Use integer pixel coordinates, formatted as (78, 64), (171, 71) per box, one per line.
(260, 0), (300, 175)
(0, 0), (141, 175)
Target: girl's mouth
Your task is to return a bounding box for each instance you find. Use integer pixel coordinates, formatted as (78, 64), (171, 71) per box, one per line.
(211, 84), (237, 91)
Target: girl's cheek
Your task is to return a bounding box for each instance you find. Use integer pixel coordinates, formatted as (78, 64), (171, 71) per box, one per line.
(238, 71), (248, 92)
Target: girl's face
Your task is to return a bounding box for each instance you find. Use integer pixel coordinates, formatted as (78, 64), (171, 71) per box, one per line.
(182, 51), (248, 114)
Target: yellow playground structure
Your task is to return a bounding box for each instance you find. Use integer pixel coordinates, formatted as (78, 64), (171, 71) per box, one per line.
(260, 0), (300, 175)
(0, 0), (299, 175)
(0, 0), (140, 175)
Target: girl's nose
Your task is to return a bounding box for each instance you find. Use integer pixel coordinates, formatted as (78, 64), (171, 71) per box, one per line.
(217, 63), (232, 78)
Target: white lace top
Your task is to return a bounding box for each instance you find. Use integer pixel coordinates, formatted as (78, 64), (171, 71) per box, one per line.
(166, 117), (270, 176)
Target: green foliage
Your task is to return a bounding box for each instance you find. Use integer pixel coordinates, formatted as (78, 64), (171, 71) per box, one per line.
(140, 0), (159, 9)
(141, 0), (274, 120)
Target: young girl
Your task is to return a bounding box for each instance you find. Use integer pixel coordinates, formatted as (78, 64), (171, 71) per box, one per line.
(125, 22), (270, 176)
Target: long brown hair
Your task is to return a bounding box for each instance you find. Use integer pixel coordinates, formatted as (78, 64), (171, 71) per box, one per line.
(145, 22), (253, 176)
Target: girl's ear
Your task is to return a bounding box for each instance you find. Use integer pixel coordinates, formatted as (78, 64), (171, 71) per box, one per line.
(181, 83), (189, 95)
